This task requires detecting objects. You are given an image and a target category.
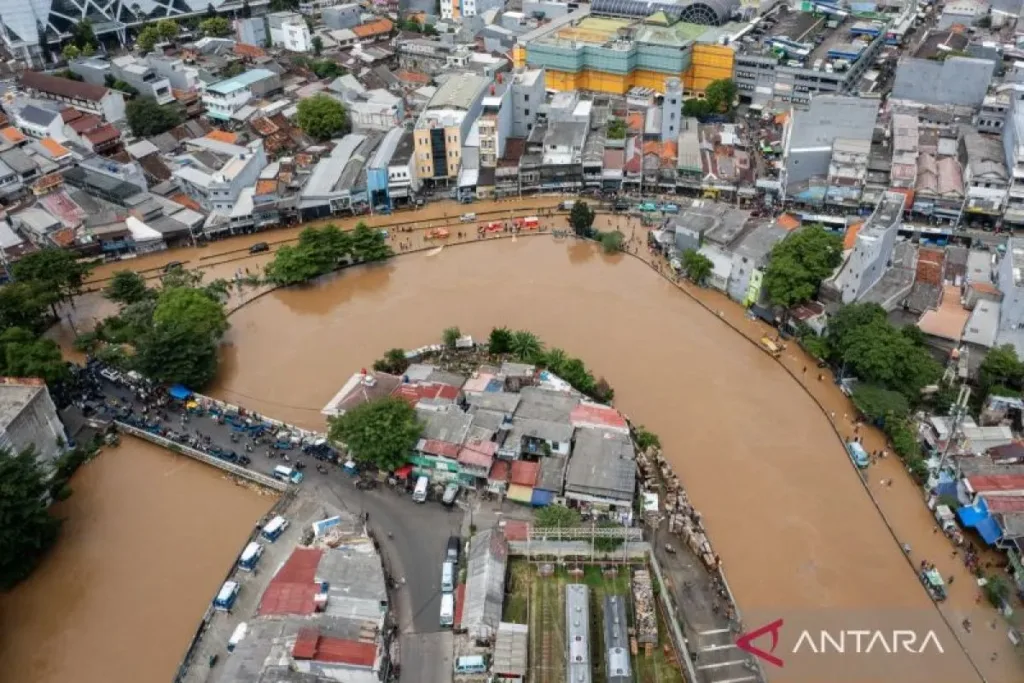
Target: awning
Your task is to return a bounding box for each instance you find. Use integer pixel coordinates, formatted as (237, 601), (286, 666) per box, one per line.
(168, 384), (193, 400)
(394, 464), (413, 479)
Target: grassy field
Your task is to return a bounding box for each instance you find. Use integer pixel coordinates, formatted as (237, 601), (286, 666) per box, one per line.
(503, 560), (684, 683)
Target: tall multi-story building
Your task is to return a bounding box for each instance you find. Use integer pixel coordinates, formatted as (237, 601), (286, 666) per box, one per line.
(268, 11), (313, 52)
(511, 68), (545, 139)
(478, 79), (512, 168)
(413, 73), (492, 188)
(998, 238), (1024, 332)
(70, 56), (174, 105)
(0, 378), (66, 472)
(0, 0), (272, 67)
(236, 16), (270, 46)
(661, 77), (682, 142)
(828, 191), (906, 305)
(172, 140), (269, 213)
(441, 0), (503, 19)
(1002, 95), (1024, 226)
(516, 7), (734, 96)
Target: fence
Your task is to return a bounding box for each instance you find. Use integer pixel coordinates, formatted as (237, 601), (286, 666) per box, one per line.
(648, 550), (703, 683)
(187, 391), (325, 442)
(116, 423), (290, 492)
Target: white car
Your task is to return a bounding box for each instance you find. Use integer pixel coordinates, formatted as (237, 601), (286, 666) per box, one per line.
(100, 368), (122, 384)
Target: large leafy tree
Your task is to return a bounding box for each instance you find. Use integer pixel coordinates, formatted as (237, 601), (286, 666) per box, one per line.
(137, 25), (161, 53)
(152, 287), (228, 339)
(296, 94), (350, 140)
(704, 78), (738, 113)
(489, 327), (513, 354)
(12, 249), (91, 316)
(126, 98), (182, 137)
(0, 447), (61, 589)
(264, 244), (325, 285)
(510, 330), (543, 363)
(979, 344), (1023, 395)
(328, 397), (421, 471)
(70, 20), (99, 51)
(851, 383), (910, 424)
(762, 225), (843, 308)
(535, 504), (581, 528)
(104, 271), (151, 306)
(569, 201), (596, 237)
(681, 248), (713, 285)
(199, 17), (231, 37)
(0, 328), (68, 384)
(0, 282), (50, 332)
(350, 223), (391, 262)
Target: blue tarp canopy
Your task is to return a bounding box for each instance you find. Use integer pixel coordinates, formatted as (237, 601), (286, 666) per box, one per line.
(169, 384), (193, 400)
(958, 499), (1004, 545)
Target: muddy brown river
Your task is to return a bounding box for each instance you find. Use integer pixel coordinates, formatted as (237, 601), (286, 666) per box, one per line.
(211, 236), (1006, 682)
(0, 438), (274, 683)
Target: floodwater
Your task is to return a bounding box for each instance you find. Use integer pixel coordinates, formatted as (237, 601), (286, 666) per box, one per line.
(209, 235), (1018, 682)
(0, 438), (274, 683)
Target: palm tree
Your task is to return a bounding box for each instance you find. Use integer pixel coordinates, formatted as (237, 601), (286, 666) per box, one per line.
(543, 347), (568, 374)
(510, 330), (544, 363)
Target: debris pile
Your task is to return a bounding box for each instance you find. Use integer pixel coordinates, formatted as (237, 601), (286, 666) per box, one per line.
(631, 570), (659, 644)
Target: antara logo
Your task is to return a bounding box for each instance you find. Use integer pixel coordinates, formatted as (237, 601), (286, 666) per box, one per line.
(736, 619), (945, 668)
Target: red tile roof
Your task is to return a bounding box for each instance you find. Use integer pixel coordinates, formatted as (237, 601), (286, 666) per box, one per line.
(396, 69), (430, 85)
(391, 382), (460, 406)
(234, 42), (267, 59)
(353, 18), (393, 38)
(84, 124), (121, 146)
(170, 193), (203, 212)
(40, 137), (70, 158)
(966, 475), (1024, 494)
(0, 127), (26, 144)
(983, 495), (1024, 514)
(258, 547), (324, 616)
(255, 179), (278, 195)
(489, 459), (509, 482)
(916, 247), (944, 286)
(502, 520), (530, 542)
(421, 439), (461, 458)
(60, 107), (82, 123)
(293, 628), (320, 659)
(453, 583), (467, 627)
(292, 630), (377, 666)
(206, 130), (239, 144)
(68, 114), (102, 133)
(510, 460), (539, 487)
(21, 70), (110, 102)
(458, 446), (494, 469)
(777, 213), (800, 231)
(570, 403), (628, 431)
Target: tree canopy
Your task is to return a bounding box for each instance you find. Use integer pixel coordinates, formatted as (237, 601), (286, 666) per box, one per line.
(598, 230), (624, 254)
(510, 330), (543, 363)
(607, 118), (627, 140)
(0, 281), (51, 332)
(199, 16), (231, 37)
(372, 348), (409, 374)
(296, 94), (350, 140)
(681, 249), (713, 285)
(11, 249), (91, 317)
(978, 344), (1023, 396)
(328, 397), (421, 471)
(850, 383), (910, 424)
(488, 327), (512, 354)
(569, 201), (596, 237)
(265, 223), (391, 285)
(137, 25), (161, 53)
(126, 98), (182, 137)
(442, 326), (461, 349)
(762, 225), (843, 308)
(0, 327), (68, 384)
(104, 271), (151, 306)
(535, 504), (582, 528)
(0, 447), (62, 589)
(704, 78), (738, 113)
(71, 20), (99, 51)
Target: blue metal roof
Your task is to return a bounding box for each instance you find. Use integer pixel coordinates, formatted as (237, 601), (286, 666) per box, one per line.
(207, 69), (276, 95)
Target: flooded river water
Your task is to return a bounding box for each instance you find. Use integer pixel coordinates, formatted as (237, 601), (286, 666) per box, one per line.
(210, 236), (1007, 682)
(0, 438), (274, 683)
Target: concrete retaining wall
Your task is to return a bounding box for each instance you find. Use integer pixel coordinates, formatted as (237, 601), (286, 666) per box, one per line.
(649, 550), (703, 683)
(115, 422), (290, 492)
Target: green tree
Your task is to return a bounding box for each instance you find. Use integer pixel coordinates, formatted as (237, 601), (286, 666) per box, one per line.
(979, 345), (1023, 394)
(607, 117), (626, 140)
(312, 35), (323, 56)
(683, 98), (712, 118)
(559, 357), (595, 395)
(535, 504), (582, 528)
(12, 249), (91, 317)
(0, 447), (61, 589)
(199, 16), (231, 37)
(125, 97), (182, 137)
(423, 23), (439, 36)
(71, 20), (99, 50)
(442, 326), (461, 349)
(137, 25), (161, 53)
(681, 248), (713, 285)
(982, 574), (1011, 608)
(704, 78), (738, 113)
(827, 303), (887, 362)
(599, 230), (624, 254)
(156, 18), (179, 41)
(99, 298), (156, 344)
(510, 330), (543, 363)
(489, 326), (513, 354)
(884, 417), (921, 461)
(542, 347), (568, 374)
(851, 383), (910, 424)
(593, 520), (625, 551)
(296, 93), (350, 140)
(62, 44), (80, 61)
(104, 271), (151, 306)
(634, 425), (661, 451)
(310, 59), (345, 79)
(350, 222), (392, 262)
(569, 201), (596, 237)
(152, 287), (228, 339)
(0, 328), (69, 384)
(0, 282), (50, 332)
(762, 225), (843, 309)
(81, 42), (95, 57)
(328, 397), (421, 471)
(373, 348), (410, 374)
(264, 245), (324, 285)
(590, 377), (614, 403)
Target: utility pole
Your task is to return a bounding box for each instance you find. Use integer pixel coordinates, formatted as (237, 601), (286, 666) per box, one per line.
(938, 384), (971, 474)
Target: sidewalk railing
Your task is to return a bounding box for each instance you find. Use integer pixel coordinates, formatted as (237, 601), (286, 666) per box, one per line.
(116, 423), (289, 492)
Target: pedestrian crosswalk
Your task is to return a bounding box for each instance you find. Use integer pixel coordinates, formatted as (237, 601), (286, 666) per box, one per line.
(693, 628), (761, 683)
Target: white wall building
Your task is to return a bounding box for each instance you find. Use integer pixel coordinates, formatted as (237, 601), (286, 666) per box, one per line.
(830, 191), (906, 304)
(172, 140), (268, 213)
(269, 12), (313, 52)
(0, 380), (67, 472)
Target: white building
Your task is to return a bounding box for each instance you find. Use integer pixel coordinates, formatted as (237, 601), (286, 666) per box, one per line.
(269, 12), (313, 52)
(172, 140), (268, 213)
(511, 68), (545, 139)
(201, 69), (280, 122)
(0, 379), (66, 471)
(830, 191), (906, 304)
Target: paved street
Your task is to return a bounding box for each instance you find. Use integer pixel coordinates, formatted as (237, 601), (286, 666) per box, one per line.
(400, 632), (454, 683)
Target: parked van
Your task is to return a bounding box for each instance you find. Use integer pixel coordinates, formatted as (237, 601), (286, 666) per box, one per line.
(273, 465), (304, 485)
(460, 212), (477, 222)
(442, 482), (459, 506)
(412, 476), (429, 503)
(442, 561), (455, 593)
(454, 655), (488, 675)
(559, 200), (576, 211)
(214, 581), (240, 611)
(440, 593), (455, 627)
(238, 542), (264, 571)
(446, 535), (461, 562)
(262, 515), (289, 542)
(227, 622), (248, 652)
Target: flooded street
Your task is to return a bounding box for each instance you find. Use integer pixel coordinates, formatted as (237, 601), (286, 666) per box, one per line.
(210, 236), (1012, 682)
(0, 438), (274, 683)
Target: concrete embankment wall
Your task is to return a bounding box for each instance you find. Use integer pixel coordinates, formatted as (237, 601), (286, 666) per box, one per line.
(115, 422), (289, 492)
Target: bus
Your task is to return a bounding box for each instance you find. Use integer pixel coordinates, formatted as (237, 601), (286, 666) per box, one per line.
(442, 561), (455, 593)
(238, 542), (264, 571)
(214, 581), (240, 611)
(440, 593), (455, 627)
(412, 476), (429, 503)
(454, 655), (488, 675)
(262, 515), (289, 542)
(273, 465), (304, 485)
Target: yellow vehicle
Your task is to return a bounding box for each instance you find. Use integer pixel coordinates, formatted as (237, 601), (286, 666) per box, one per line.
(759, 336), (782, 357)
